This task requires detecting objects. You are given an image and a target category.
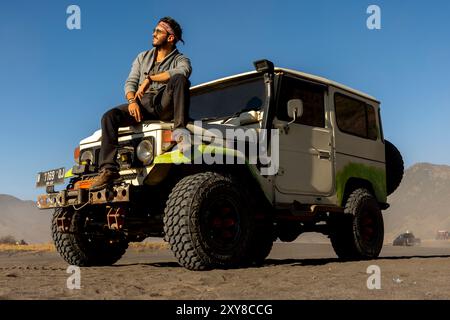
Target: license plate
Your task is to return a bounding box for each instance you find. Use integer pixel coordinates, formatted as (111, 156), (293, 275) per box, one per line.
(36, 168), (66, 188)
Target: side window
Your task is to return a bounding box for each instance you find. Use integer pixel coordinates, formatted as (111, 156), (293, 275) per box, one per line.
(277, 77), (325, 128)
(366, 105), (378, 140)
(334, 93), (379, 140)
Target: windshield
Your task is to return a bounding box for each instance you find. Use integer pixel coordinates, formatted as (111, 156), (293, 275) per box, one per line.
(189, 75), (265, 120)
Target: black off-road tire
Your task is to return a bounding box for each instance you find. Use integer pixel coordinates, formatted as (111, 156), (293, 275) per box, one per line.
(51, 207), (128, 266)
(385, 140), (404, 195)
(329, 188), (384, 260)
(163, 172), (257, 270)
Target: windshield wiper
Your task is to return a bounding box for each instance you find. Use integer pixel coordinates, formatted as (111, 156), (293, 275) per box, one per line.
(220, 107), (260, 124)
(200, 116), (220, 121)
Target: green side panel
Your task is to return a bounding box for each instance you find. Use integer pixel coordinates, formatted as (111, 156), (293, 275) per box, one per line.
(336, 163), (387, 205)
(153, 150), (192, 164)
(152, 144), (272, 202)
(153, 144), (246, 164)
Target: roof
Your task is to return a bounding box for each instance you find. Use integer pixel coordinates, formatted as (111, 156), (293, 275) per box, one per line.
(191, 67), (379, 103)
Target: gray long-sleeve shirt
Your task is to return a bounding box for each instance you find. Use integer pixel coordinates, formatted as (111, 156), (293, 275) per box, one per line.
(124, 47), (192, 96)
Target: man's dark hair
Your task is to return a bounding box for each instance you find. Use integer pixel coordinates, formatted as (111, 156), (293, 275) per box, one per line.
(159, 16), (184, 44)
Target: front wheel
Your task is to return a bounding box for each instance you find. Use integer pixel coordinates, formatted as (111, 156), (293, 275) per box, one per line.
(163, 172), (257, 270)
(329, 188), (384, 260)
(51, 207), (128, 266)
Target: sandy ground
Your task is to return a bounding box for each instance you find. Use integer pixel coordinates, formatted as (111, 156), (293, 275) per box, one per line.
(1, 240), (450, 300)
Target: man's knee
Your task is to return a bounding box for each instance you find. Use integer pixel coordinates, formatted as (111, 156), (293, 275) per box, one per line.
(101, 108), (120, 125)
(169, 74), (189, 87)
(101, 109), (113, 123)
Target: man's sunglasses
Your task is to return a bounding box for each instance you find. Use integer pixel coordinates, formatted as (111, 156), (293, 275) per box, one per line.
(153, 28), (171, 36)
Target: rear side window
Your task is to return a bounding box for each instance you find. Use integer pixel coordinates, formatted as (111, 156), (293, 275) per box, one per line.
(334, 93), (379, 140)
(366, 105), (378, 140)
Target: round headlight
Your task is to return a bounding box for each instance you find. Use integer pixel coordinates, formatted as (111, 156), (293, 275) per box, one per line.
(136, 140), (154, 165)
(80, 150), (94, 165)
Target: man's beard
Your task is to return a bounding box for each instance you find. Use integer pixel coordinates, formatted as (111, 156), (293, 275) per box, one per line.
(153, 37), (168, 48)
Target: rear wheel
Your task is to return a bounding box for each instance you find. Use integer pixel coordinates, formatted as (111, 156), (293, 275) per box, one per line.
(329, 188), (384, 260)
(51, 207), (128, 266)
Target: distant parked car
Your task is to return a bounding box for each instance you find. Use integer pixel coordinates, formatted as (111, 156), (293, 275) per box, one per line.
(393, 232), (421, 246)
(436, 230), (449, 240)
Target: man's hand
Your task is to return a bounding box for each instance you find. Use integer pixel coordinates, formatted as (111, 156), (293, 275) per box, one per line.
(128, 102), (142, 122)
(135, 78), (151, 100)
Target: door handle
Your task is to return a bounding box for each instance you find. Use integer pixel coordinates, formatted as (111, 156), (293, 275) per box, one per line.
(311, 147), (331, 160)
(318, 151), (331, 160)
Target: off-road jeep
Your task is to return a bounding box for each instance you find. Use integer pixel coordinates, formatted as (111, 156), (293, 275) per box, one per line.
(36, 60), (403, 270)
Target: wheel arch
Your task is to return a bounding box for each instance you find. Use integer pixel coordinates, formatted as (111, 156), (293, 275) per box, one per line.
(341, 177), (377, 206)
(336, 163), (387, 206)
(146, 159), (272, 208)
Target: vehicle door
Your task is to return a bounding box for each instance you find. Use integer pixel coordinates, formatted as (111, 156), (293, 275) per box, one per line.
(273, 76), (333, 197)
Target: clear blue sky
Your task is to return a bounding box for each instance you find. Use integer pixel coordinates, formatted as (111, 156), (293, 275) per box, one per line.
(1, 0), (449, 200)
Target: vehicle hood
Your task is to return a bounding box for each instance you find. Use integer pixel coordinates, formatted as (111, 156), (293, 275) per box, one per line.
(79, 122), (173, 145)
(79, 113), (262, 146)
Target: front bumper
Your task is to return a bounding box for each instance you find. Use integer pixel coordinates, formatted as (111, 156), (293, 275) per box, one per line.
(36, 183), (131, 209)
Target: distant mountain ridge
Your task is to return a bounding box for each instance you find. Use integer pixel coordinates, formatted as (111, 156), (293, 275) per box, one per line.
(1, 162), (449, 243)
(384, 162), (450, 241)
(0, 194), (51, 243)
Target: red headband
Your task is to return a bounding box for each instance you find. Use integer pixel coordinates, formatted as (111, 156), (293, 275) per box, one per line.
(158, 21), (176, 38)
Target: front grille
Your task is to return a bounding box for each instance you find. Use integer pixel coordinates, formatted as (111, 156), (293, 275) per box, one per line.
(117, 147), (135, 169)
(81, 137), (153, 170)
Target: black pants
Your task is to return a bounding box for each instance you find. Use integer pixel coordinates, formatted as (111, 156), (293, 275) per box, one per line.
(98, 74), (190, 171)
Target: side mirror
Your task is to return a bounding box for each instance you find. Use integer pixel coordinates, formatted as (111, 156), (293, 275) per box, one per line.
(282, 99), (303, 134)
(287, 99), (303, 121)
